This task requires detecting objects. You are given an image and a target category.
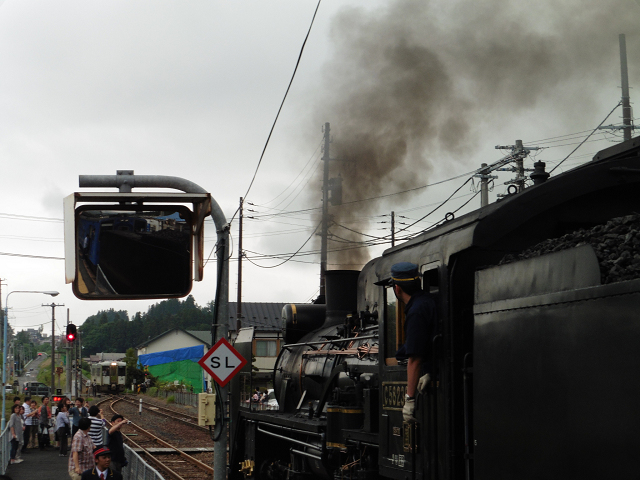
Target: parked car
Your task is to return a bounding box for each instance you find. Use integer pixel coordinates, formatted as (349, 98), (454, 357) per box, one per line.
(4, 385), (14, 394)
(22, 382), (50, 397)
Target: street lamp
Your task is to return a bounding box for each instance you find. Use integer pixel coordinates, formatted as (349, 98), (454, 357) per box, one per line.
(2, 290), (59, 430)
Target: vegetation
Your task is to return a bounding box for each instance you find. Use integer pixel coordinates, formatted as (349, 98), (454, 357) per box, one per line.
(167, 395), (175, 404)
(79, 296), (213, 354)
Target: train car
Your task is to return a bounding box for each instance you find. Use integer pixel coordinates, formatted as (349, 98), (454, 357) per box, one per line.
(230, 136), (640, 480)
(90, 361), (127, 394)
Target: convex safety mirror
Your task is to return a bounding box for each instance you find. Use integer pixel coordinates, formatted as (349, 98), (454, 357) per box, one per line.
(72, 205), (193, 299)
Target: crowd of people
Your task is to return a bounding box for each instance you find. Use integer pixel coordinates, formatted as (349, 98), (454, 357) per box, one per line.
(8, 395), (129, 480)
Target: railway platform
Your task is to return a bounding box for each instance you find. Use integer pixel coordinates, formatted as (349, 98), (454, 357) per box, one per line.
(6, 446), (70, 480)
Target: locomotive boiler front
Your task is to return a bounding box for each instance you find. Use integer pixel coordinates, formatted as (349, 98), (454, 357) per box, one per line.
(274, 270), (376, 414)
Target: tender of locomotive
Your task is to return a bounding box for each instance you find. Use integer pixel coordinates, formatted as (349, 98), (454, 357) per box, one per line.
(230, 137), (640, 480)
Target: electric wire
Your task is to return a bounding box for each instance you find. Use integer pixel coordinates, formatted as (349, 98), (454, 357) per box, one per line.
(230, 0), (322, 224)
(243, 221), (321, 268)
(549, 102), (622, 174)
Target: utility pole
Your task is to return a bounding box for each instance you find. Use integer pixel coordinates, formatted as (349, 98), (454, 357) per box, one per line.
(237, 197), (243, 330)
(391, 211), (395, 247)
(598, 34), (636, 140)
(495, 140), (541, 196)
(43, 302), (64, 392)
(620, 34), (633, 142)
(318, 123), (344, 301)
(320, 122), (331, 300)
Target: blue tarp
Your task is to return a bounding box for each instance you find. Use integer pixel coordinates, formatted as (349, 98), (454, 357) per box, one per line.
(139, 344), (205, 367)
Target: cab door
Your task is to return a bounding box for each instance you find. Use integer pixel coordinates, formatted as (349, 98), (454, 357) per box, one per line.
(378, 263), (441, 480)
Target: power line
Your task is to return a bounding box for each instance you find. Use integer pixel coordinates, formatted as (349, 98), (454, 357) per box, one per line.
(549, 102), (621, 174)
(231, 0), (322, 224)
(243, 221), (321, 268)
(0, 251), (64, 260)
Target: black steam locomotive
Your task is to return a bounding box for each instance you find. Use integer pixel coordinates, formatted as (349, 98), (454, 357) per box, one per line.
(230, 136), (640, 480)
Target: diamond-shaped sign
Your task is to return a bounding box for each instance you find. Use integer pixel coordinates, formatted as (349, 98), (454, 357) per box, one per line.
(198, 338), (247, 387)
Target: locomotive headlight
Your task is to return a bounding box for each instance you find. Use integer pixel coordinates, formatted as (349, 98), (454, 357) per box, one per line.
(111, 362), (117, 366)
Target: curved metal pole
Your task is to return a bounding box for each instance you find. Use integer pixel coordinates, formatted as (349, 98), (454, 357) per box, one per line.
(79, 173), (229, 480)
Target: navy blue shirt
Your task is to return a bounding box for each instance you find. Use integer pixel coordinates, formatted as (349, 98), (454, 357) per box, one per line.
(395, 291), (438, 373)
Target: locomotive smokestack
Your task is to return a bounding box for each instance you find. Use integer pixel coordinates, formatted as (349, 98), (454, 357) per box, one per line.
(323, 270), (360, 328)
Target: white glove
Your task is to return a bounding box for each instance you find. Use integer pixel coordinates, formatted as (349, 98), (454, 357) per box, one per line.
(403, 398), (417, 423)
(417, 373), (431, 393)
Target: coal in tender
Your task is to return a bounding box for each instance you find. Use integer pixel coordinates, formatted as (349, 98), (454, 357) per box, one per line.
(500, 213), (640, 284)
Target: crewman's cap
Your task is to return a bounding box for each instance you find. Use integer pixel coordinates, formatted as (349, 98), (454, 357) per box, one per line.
(94, 446), (111, 458)
(375, 262), (420, 286)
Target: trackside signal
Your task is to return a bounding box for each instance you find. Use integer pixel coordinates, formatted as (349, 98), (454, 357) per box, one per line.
(66, 323), (77, 342)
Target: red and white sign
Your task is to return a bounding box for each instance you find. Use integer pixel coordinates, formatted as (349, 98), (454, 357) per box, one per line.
(198, 338), (247, 387)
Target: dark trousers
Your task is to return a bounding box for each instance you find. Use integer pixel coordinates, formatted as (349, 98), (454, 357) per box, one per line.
(21, 425), (30, 451)
(39, 424), (50, 449)
(58, 426), (68, 455)
(28, 424), (37, 447)
(10, 439), (19, 460)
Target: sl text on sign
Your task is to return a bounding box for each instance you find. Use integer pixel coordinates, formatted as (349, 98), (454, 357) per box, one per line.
(198, 338), (247, 387)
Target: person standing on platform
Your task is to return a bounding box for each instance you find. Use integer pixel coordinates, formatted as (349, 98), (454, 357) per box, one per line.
(15, 406), (26, 461)
(88, 406), (104, 448)
(21, 396), (32, 454)
(81, 447), (123, 480)
(57, 403), (71, 457)
(107, 415), (128, 474)
(38, 396), (52, 450)
(27, 399), (39, 448)
(69, 398), (88, 438)
(8, 404), (24, 464)
(69, 418), (95, 480)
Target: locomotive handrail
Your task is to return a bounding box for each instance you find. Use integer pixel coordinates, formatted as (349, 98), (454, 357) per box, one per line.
(257, 425), (323, 451)
(282, 334), (379, 350)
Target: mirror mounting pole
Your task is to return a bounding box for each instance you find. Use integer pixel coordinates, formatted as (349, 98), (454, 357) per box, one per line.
(77, 171), (229, 480)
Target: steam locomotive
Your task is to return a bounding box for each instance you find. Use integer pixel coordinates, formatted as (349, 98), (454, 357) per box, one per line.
(230, 136), (640, 480)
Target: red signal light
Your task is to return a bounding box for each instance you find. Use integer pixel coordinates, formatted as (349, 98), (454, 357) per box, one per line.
(66, 323), (77, 342)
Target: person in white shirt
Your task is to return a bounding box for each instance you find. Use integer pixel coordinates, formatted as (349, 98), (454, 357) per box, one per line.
(21, 396), (32, 453)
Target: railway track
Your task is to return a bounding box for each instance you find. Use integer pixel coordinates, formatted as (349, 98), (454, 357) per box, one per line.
(95, 396), (214, 480)
(115, 395), (207, 431)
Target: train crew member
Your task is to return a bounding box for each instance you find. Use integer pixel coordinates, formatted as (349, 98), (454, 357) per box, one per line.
(81, 446), (123, 480)
(388, 262), (438, 422)
(107, 415), (128, 474)
(69, 417), (94, 480)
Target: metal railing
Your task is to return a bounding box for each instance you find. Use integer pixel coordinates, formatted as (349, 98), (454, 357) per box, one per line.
(122, 443), (165, 480)
(0, 425), (10, 475)
(155, 390), (198, 407)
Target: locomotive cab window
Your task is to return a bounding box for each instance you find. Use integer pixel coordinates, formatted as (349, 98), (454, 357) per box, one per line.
(384, 264), (439, 365)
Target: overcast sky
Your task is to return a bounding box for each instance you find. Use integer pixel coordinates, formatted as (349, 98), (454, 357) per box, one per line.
(0, 0), (637, 341)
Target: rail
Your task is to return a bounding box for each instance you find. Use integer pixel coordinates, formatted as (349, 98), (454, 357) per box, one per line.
(110, 397), (214, 479)
(0, 425), (9, 475)
(94, 396), (166, 480)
